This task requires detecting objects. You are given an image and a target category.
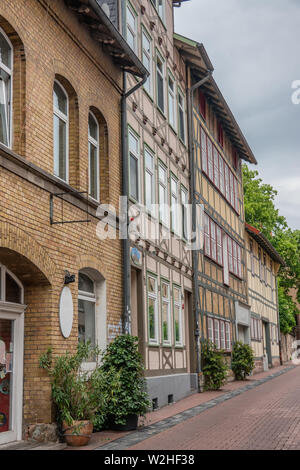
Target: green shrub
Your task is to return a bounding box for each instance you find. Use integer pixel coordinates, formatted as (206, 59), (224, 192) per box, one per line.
(231, 342), (255, 380)
(201, 340), (228, 391)
(100, 335), (151, 425)
(39, 342), (105, 427)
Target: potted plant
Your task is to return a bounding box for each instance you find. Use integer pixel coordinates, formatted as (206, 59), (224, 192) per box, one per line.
(100, 335), (151, 431)
(39, 342), (104, 446)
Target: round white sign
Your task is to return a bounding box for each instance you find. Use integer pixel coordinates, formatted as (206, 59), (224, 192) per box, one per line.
(59, 286), (73, 338)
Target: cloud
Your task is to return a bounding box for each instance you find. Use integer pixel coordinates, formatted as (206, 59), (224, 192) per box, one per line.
(175, 0), (300, 229)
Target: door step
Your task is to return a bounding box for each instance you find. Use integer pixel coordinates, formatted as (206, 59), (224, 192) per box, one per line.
(0, 440), (67, 450)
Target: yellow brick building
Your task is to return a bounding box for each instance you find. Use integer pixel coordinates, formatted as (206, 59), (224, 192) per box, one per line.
(0, 0), (145, 444)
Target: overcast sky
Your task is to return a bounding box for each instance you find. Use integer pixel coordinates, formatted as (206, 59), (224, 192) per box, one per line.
(174, 0), (300, 230)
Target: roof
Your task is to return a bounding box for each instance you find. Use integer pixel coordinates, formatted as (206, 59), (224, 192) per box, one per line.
(172, 0), (191, 4)
(174, 33), (257, 165)
(245, 223), (286, 266)
(64, 0), (148, 78)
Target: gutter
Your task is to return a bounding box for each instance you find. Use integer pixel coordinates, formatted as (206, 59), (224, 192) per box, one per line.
(88, 0), (147, 77)
(187, 69), (213, 392)
(121, 71), (149, 334)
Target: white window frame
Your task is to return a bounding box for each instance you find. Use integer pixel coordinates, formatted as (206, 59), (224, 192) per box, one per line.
(0, 27), (13, 149)
(53, 80), (69, 182)
(161, 281), (171, 346)
(173, 285), (183, 347)
(147, 274), (159, 345)
(78, 273), (96, 350)
(126, 2), (137, 53)
(128, 128), (140, 202)
(141, 28), (152, 97)
(88, 111), (100, 202)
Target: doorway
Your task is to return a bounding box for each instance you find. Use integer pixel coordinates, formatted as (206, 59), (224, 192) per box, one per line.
(262, 321), (272, 369)
(0, 265), (25, 445)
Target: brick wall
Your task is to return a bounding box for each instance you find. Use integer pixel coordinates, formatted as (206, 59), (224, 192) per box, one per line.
(0, 0), (124, 431)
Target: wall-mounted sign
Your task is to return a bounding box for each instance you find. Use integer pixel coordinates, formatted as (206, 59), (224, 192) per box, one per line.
(131, 247), (142, 266)
(59, 286), (73, 338)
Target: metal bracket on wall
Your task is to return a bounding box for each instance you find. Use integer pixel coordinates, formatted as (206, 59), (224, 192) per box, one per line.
(49, 191), (91, 225)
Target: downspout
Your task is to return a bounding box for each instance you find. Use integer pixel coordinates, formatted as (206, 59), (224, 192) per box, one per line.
(275, 276), (283, 365)
(187, 70), (213, 392)
(121, 71), (148, 334)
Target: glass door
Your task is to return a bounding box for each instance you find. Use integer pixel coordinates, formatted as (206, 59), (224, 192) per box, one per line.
(0, 310), (23, 445)
(0, 319), (13, 435)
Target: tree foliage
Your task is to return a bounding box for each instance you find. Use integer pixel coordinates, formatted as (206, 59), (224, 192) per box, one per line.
(242, 164), (300, 333)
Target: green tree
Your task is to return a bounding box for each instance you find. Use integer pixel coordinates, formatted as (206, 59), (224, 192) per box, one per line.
(242, 164), (300, 333)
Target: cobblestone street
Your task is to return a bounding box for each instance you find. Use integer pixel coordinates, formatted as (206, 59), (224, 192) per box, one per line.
(126, 366), (300, 451)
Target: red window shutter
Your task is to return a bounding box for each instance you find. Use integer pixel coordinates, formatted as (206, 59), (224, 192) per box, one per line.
(232, 149), (238, 170)
(217, 121), (224, 147)
(199, 90), (206, 120)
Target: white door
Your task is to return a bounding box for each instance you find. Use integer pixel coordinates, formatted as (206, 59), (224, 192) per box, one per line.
(0, 309), (24, 445)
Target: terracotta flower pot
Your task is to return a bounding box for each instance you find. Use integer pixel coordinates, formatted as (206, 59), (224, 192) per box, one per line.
(62, 420), (93, 447)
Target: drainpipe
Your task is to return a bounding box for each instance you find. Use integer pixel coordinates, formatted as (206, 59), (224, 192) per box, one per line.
(275, 277), (283, 365)
(121, 71), (148, 335)
(187, 70), (213, 392)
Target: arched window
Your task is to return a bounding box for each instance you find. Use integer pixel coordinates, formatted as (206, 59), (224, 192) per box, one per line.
(88, 112), (100, 201)
(0, 28), (12, 148)
(78, 272), (96, 347)
(53, 80), (68, 182)
(0, 265), (23, 304)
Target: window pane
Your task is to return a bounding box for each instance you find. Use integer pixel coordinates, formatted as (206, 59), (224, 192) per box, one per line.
(78, 299), (95, 349)
(129, 132), (138, 154)
(145, 150), (153, 171)
(174, 304), (180, 343)
(173, 287), (180, 303)
(130, 154), (138, 200)
(148, 276), (156, 293)
(148, 298), (156, 340)
(53, 82), (67, 115)
(157, 58), (164, 112)
(79, 272), (94, 293)
(6, 273), (21, 303)
(162, 302), (169, 342)
(179, 106), (185, 141)
(0, 78), (8, 146)
(89, 142), (98, 199)
(126, 29), (135, 51)
(53, 114), (67, 181)
(0, 32), (11, 69)
(145, 171), (153, 210)
(127, 6), (136, 30)
(88, 113), (98, 140)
